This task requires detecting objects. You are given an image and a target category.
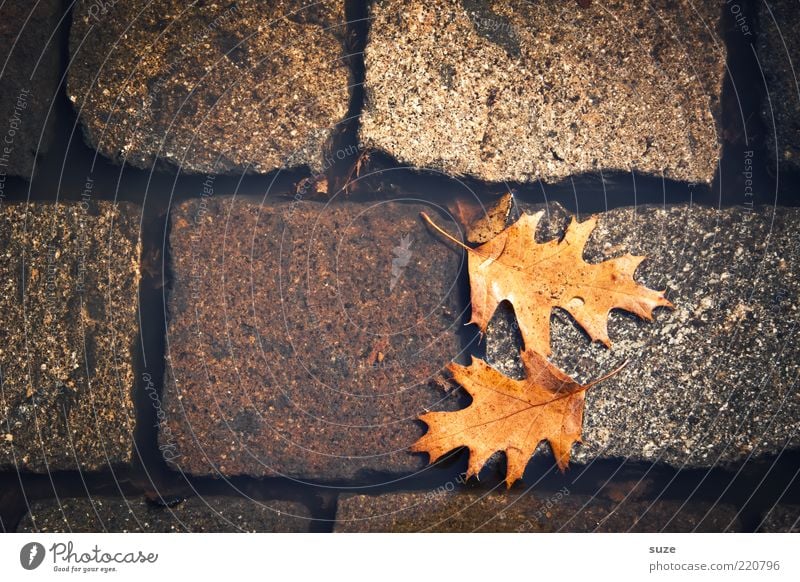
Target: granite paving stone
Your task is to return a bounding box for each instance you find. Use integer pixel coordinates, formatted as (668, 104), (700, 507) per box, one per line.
(360, 0), (726, 184)
(485, 202), (799, 468)
(335, 490), (742, 532)
(758, 0), (800, 171)
(0, 201), (141, 472)
(68, 0), (350, 174)
(757, 505), (799, 533)
(17, 495), (311, 532)
(0, 0), (63, 177)
(163, 197), (472, 480)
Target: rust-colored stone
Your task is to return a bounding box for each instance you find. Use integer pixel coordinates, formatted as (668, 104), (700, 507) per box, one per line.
(335, 490), (742, 532)
(163, 197), (472, 480)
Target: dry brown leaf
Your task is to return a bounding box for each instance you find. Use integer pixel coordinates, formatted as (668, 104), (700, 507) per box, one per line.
(412, 351), (606, 486)
(427, 211), (673, 356)
(450, 192), (515, 244)
(415, 210), (669, 486)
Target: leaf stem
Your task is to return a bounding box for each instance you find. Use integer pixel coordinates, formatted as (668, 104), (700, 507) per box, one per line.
(420, 212), (472, 252)
(421, 211), (513, 267)
(585, 360), (629, 390)
(540, 359), (629, 405)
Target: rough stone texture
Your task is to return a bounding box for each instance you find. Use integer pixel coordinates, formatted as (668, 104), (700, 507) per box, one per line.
(163, 198), (472, 479)
(68, 1), (350, 174)
(0, 201), (141, 472)
(335, 490), (742, 532)
(361, 0), (726, 184)
(17, 496), (311, 532)
(485, 203), (799, 468)
(0, 0), (62, 177)
(758, 505), (799, 532)
(758, 0), (800, 170)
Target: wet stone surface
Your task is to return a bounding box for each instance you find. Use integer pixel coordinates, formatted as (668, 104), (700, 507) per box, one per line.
(361, 0), (726, 184)
(0, 0), (63, 177)
(0, 201), (141, 472)
(16, 496), (311, 532)
(485, 202), (800, 468)
(757, 505), (800, 533)
(163, 198), (473, 480)
(68, 0), (350, 174)
(334, 490), (742, 532)
(758, 0), (800, 171)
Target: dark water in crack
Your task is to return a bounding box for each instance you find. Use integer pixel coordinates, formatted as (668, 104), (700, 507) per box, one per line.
(1, 0), (799, 533)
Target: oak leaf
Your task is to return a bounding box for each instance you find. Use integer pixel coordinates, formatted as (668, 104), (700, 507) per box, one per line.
(449, 192), (515, 244)
(412, 352), (597, 486)
(461, 211), (673, 356)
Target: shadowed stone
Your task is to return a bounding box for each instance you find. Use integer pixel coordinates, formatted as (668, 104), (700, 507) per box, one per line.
(17, 496), (311, 532)
(0, 0), (63, 177)
(0, 201), (141, 472)
(758, 0), (800, 171)
(335, 490), (742, 532)
(68, 1), (350, 174)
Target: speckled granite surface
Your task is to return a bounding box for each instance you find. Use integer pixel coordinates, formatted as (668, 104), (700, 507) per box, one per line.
(361, 0), (726, 184)
(68, 0), (350, 174)
(757, 505), (800, 532)
(0, 201), (141, 472)
(758, 0), (800, 170)
(484, 202), (799, 467)
(0, 0), (62, 177)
